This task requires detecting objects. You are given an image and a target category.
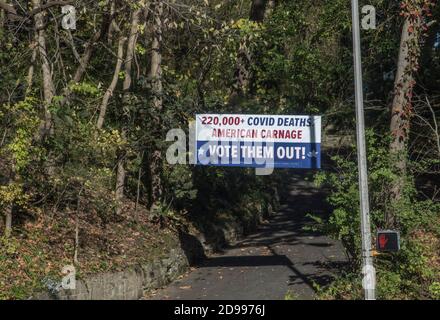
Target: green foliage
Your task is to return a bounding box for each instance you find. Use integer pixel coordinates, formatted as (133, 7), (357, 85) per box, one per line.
(428, 281), (440, 299)
(252, 0), (352, 113)
(0, 98), (40, 170)
(0, 97), (41, 214)
(163, 165), (197, 207)
(314, 130), (440, 299)
(315, 273), (363, 300)
(69, 82), (101, 97)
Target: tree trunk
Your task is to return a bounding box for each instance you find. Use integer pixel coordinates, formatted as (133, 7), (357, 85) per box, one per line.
(72, 30), (102, 83)
(0, 1), (20, 23)
(96, 36), (126, 130)
(150, 1), (163, 113)
(59, 9), (111, 106)
(123, 9), (141, 93)
(74, 211), (79, 264)
(230, 0), (269, 101)
(115, 8), (142, 215)
(4, 204), (12, 237)
(250, 0), (268, 22)
(72, 14), (111, 83)
(26, 35), (38, 93)
(264, 0), (277, 19)
(33, 0), (55, 138)
(74, 186), (83, 265)
(107, 0), (116, 45)
(388, 11), (422, 227)
(0, 7), (4, 30)
(148, 0), (164, 208)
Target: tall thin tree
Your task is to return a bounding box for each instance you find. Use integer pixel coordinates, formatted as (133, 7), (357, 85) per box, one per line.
(33, 0), (56, 138)
(388, 0), (434, 226)
(148, 0), (164, 209)
(115, 6), (142, 215)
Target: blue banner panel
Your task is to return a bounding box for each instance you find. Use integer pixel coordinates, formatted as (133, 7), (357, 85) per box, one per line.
(196, 141), (321, 169)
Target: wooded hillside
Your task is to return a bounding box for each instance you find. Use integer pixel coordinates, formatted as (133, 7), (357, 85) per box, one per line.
(0, 0), (439, 300)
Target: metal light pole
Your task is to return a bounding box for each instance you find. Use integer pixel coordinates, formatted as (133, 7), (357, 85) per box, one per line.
(350, 0), (376, 300)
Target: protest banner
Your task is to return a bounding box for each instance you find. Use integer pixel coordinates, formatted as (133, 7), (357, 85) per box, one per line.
(195, 114), (321, 169)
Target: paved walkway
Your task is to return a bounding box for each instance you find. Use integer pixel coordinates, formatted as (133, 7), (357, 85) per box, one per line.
(146, 172), (347, 300)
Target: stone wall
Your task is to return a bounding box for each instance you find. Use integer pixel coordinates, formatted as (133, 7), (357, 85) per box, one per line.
(33, 247), (191, 300)
(32, 187), (279, 300)
(32, 223), (239, 300)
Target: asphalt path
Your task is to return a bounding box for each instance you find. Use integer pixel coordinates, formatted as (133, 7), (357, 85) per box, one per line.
(146, 171), (347, 300)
